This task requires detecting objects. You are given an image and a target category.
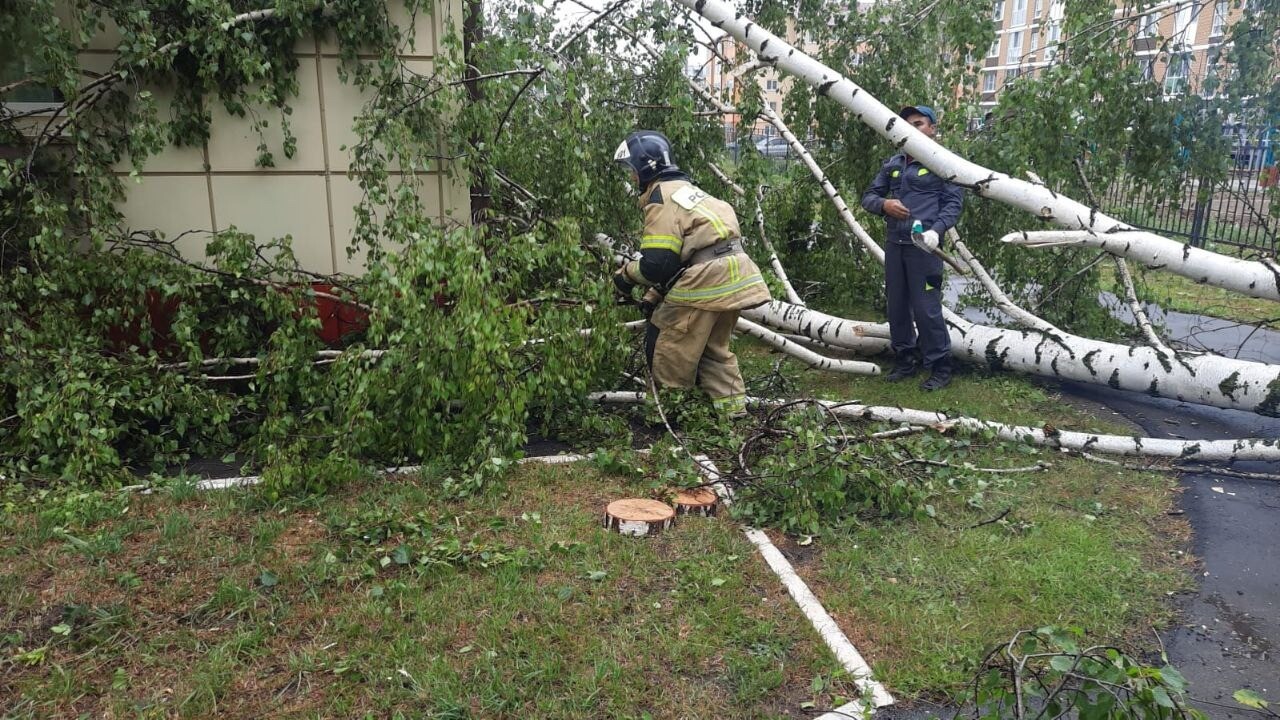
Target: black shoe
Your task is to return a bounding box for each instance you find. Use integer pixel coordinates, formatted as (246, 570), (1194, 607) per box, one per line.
(885, 353), (922, 382)
(920, 363), (953, 391)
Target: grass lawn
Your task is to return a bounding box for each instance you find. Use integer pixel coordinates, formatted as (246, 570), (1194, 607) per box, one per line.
(0, 339), (1196, 716)
(1101, 261), (1280, 330)
(735, 342), (1195, 697)
(1, 464), (857, 719)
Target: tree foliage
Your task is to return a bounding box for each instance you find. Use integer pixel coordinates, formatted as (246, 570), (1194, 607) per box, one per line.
(0, 0), (1274, 492)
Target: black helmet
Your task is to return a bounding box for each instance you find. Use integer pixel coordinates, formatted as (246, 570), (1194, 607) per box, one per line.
(613, 130), (679, 190)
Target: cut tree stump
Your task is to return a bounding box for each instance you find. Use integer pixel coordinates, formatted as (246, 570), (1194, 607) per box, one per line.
(674, 488), (718, 516)
(603, 498), (675, 537)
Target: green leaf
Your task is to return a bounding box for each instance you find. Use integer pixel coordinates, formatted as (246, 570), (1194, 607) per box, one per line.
(391, 545), (411, 565)
(50, 623), (71, 636)
(1048, 655), (1076, 673)
(1234, 689), (1270, 710)
(257, 569), (278, 587)
(1151, 686), (1175, 709)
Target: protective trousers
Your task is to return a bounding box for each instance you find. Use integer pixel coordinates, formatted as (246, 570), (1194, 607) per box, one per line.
(645, 303), (746, 415)
(885, 241), (950, 368)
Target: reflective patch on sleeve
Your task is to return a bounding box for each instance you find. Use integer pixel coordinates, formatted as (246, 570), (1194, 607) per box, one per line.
(671, 185), (710, 209)
(641, 234), (682, 253)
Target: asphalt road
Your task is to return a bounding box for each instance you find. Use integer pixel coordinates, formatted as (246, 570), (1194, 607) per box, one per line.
(1061, 380), (1279, 719)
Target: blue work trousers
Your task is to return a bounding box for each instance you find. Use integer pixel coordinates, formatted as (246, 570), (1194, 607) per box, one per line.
(885, 241), (950, 368)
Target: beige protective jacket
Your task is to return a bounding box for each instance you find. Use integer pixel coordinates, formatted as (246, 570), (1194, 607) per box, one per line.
(621, 179), (772, 312)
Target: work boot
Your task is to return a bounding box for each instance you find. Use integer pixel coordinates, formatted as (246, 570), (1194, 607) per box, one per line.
(885, 351), (922, 382)
(920, 360), (953, 391)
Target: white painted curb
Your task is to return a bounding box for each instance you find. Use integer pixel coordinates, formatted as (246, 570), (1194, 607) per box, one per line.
(694, 455), (895, 710)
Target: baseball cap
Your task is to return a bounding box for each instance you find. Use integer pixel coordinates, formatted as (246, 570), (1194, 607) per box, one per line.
(899, 105), (937, 124)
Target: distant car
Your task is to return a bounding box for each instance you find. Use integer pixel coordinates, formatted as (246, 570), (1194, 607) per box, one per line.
(755, 137), (792, 158)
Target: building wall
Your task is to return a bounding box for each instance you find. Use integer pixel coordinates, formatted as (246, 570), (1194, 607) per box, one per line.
(980, 0), (1244, 107)
(65, 1), (468, 276)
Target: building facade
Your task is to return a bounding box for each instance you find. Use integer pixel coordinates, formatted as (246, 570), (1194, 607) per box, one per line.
(4, 1), (468, 276)
(980, 0), (1247, 107)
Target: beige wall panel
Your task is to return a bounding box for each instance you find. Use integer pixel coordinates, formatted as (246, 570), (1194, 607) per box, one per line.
(320, 57), (435, 172)
(54, 4), (123, 52)
(118, 176), (214, 256)
(66, 54), (206, 173)
(205, 59), (327, 173)
(315, 1), (437, 56)
(391, 0), (439, 57)
(439, 167), (471, 227)
(211, 175), (335, 274)
(328, 174), (442, 274)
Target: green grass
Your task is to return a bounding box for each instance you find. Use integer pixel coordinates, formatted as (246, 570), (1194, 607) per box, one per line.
(735, 340), (1192, 698)
(1100, 262), (1280, 330)
(0, 340), (1195, 713)
(1, 465), (857, 719)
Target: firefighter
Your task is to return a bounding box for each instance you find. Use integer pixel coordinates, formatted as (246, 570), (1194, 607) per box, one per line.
(611, 130), (772, 416)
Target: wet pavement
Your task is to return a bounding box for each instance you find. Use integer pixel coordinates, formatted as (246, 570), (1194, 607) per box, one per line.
(1059, 382), (1279, 718)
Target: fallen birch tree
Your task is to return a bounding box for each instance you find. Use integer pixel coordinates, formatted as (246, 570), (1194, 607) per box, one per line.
(672, 0), (1280, 304)
(591, 392), (1280, 462)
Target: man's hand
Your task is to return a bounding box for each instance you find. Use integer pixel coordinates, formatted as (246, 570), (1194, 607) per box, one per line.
(882, 199), (911, 220)
(613, 270), (635, 302)
(915, 229), (940, 251)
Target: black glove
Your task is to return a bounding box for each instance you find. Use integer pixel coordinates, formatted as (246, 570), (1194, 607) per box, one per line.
(613, 271), (635, 300)
(638, 299), (657, 319)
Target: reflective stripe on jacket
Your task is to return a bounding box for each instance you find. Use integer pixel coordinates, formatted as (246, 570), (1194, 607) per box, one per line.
(623, 179), (771, 312)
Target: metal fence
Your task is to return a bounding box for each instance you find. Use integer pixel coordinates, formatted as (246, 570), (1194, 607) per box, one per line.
(1098, 126), (1278, 254)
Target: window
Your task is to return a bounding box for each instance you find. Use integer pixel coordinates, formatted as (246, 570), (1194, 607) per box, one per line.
(1005, 67), (1023, 83)
(1033, 0), (1043, 20)
(1030, 29), (1039, 57)
(0, 48), (64, 111)
(769, 101), (779, 111)
(993, 0), (1004, 21)
(1045, 21), (1061, 60)
(988, 38), (1000, 58)
(1137, 12), (1158, 38)
(1211, 0), (1228, 35)
(1164, 53), (1191, 94)
(1012, 0), (1027, 26)
(1006, 30), (1023, 63)
(765, 78), (779, 91)
(1173, 3), (1195, 47)
(983, 71), (997, 92)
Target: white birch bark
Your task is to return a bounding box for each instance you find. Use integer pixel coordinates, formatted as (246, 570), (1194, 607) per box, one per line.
(748, 300), (1280, 416)
(779, 332), (892, 356)
(590, 392), (1280, 462)
(1111, 255), (1174, 354)
(953, 240), (1062, 334)
(744, 301), (893, 341)
(756, 102), (885, 262)
(1001, 230), (1280, 301)
(735, 317), (880, 374)
(753, 184), (806, 305)
(672, 0), (1280, 302)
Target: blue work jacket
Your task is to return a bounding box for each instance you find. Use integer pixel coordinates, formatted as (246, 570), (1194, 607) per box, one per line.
(860, 154), (965, 245)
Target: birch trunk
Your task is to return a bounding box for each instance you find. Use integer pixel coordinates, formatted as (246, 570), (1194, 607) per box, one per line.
(590, 392), (1280, 462)
(735, 317), (881, 374)
(748, 301), (1280, 417)
(1001, 230), (1280, 301)
(672, 0), (1280, 303)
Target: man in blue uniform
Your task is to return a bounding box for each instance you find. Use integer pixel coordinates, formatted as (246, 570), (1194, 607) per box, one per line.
(860, 105), (965, 391)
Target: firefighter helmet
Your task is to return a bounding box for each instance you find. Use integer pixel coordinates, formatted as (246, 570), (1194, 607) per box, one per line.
(613, 130), (679, 191)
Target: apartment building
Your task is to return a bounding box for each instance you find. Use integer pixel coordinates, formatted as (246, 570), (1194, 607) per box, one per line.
(698, 24), (823, 139)
(980, 0), (1246, 107)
